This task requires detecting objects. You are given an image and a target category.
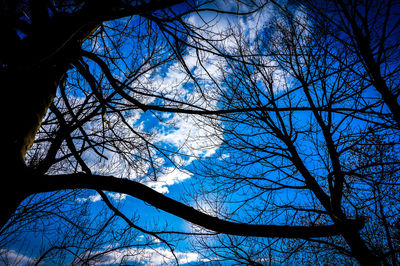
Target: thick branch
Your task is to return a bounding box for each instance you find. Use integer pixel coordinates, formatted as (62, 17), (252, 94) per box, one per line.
(33, 173), (363, 239)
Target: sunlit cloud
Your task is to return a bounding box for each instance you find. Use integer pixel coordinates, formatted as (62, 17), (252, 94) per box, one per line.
(144, 167), (193, 194)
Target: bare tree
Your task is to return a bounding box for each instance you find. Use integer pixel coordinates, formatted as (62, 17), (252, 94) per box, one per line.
(187, 1), (400, 265)
(1, 0), (398, 264)
(1, 0), (360, 264)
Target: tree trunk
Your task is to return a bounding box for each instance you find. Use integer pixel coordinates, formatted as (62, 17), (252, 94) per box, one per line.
(342, 230), (381, 265)
(4, 69), (59, 161)
(0, 176), (31, 232)
(0, 13), (99, 230)
(1, 64), (63, 231)
(0, 0), (185, 235)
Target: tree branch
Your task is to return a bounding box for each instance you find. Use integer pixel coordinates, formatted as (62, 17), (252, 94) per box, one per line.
(32, 173), (364, 239)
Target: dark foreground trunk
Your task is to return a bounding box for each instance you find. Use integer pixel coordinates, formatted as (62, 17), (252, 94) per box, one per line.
(343, 230), (381, 265)
(1, 53), (67, 232)
(0, 177), (30, 232)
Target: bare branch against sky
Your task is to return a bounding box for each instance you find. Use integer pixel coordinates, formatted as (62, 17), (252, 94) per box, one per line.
(0, 0), (399, 265)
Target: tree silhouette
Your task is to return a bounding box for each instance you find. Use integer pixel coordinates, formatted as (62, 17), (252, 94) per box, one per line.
(186, 1), (400, 264)
(0, 0), (399, 265)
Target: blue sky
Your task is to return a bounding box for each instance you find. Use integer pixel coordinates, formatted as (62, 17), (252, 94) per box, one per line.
(1, 1), (283, 265)
(3, 0), (399, 265)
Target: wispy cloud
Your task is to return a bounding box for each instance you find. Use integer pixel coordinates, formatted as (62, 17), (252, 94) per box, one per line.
(76, 246), (209, 265)
(76, 191), (126, 202)
(144, 167), (193, 194)
(0, 249), (36, 266)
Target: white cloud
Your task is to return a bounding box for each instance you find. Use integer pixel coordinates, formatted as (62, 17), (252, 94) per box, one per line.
(0, 249), (36, 266)
(218, 153), (230, 161)
(76, 247), (209, 265)
(30, 2), (281, 196)
(157, 113), (222, 166)
(107, 192), (127, 201)
(76, 193), (101, 203)
(141, 6), (281, 192)
(76, 192), (126, 202)
(144, 167), (193, 194)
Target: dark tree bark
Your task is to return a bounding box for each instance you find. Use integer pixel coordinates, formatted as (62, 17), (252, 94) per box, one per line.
(0, 0), (183, 232)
